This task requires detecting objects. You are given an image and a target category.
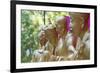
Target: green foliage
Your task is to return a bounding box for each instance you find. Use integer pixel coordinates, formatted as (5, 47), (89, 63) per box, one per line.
(21, 10), (43, 62)
(45, 11), (69, 25)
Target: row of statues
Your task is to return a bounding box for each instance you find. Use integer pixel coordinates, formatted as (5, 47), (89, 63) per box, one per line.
(31, 12), (90, 62)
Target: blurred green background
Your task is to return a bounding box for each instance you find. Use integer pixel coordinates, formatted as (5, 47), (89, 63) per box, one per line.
(21, 9), (69, 63)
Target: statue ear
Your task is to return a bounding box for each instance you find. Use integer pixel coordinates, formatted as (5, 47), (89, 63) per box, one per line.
(81, 17), (84, 29)
(81, 23), (84, 29)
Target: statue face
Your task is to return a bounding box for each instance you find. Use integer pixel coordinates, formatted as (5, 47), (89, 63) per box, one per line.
(45, 28), (58, 45)
(39, 31), (47, 46)
(56, 17), (67, 36)
(70, 13), (83, 36)
(72, 17), (82, 36)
